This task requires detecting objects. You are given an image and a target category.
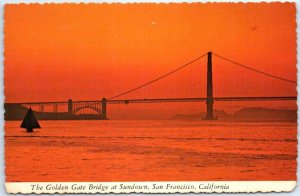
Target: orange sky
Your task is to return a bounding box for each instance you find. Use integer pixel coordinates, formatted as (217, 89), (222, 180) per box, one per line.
(4, 3), (297, 118)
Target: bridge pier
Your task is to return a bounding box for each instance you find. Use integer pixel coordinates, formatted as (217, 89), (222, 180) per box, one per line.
(102, 98), (107, 119)
(39, 105), (44, 112)
(68, 99), (73, 115)
(54, 104), (58, 113)
(206, 51), (214, 120)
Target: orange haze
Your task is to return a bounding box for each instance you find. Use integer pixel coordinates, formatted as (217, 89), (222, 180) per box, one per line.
(4, 3), (297, 119)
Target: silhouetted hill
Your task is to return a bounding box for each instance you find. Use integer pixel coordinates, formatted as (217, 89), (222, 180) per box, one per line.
(4, 104), (28, 120)
(171, 110), (232, 120)
(171, 107), (297, 121)
(233, 107), (297, 120)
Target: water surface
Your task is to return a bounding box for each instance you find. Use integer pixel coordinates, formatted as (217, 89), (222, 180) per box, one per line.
(5, 120), (297, 182)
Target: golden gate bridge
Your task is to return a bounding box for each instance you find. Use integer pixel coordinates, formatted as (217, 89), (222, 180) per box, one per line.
(6, 51), (297, 120)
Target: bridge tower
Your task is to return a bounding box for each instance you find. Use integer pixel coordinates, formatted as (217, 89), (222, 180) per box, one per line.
(206, 51), (214, 120)
(102, 98), (107, 119)
(68, 99), (73, 115)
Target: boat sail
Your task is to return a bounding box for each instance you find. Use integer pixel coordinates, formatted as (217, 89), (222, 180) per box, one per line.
(20, 108), (41, 132)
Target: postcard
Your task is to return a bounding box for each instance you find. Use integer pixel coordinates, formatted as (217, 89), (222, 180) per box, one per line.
(4, 1), (297, 194)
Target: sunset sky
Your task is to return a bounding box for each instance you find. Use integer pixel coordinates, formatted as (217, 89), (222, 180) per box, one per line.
(4, 3), (297, 118)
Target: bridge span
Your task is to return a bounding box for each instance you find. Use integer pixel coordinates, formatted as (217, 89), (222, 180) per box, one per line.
(5, 51), (297, 120)
(6, 96), (296, 120)
(108, 96), (297, 104)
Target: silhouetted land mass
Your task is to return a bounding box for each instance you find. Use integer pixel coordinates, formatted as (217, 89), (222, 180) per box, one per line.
(172, 107), (297, 121)
(4, 104), (103, 120)
(4, 104), (297, 121)
(233, 107), (297, 120)
(172, 110), (231, 120)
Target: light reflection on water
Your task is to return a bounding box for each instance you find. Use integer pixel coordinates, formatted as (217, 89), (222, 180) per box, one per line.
(5, 120), (297, 182)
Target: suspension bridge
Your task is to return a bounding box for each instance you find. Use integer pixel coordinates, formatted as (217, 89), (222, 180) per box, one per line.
(5, 51), (297, 120)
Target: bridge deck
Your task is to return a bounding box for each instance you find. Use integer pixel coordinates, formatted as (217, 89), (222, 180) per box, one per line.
(10, 96), (297, 105)
(108, 96), (297, 104)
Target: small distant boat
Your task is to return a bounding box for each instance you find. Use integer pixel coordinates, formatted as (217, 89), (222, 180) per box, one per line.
(20, 108), (41, 132)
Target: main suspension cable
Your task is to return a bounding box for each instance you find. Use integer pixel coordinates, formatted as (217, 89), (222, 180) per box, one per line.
(212, 52), (296, 84)
(108, 52), (207, 100)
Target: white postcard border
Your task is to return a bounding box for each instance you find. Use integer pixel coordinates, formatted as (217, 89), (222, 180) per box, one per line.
(1, 0), (299, 195)
(5, 181), (297, 194)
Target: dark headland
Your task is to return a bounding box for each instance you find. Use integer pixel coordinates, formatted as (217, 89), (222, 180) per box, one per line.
(171, 108), (297, 121)
(4, 103), (103, 120)
(4, 103), (297, 121)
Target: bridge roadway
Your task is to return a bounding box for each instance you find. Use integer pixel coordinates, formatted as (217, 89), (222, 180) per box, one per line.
(15, 96), (297, 106)
(108, 96), (297, 104)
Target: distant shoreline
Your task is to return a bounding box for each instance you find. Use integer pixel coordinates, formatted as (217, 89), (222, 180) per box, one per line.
(4, 103), (297, 121)
(171, 107), (297, 121)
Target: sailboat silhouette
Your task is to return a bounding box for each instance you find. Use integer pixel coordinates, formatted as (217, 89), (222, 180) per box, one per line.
(20, 108), (41, 132)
